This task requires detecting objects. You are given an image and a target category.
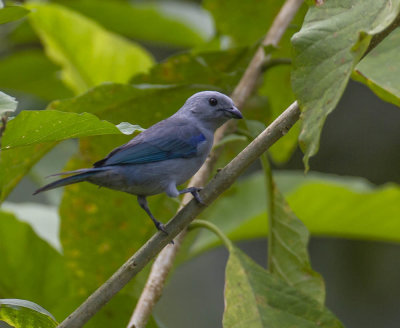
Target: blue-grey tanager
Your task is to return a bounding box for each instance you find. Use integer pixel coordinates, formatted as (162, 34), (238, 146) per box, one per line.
(34, 91), (242, 233)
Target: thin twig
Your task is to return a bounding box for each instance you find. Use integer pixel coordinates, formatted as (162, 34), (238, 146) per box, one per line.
(127, 1), (304, 327)
(362, 11), (400, 59)
(261, 57), (292, 72)
(57, 101), (300, 328)
(0, 115), (7, 139)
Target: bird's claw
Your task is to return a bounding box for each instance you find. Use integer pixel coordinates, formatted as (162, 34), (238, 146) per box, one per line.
(156, 222), (168, 234)
(155, 222), (175, 244)
(191, 188), (205, 205)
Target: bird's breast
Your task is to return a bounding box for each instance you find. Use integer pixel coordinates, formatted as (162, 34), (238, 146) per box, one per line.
(195, 130), (213, 157)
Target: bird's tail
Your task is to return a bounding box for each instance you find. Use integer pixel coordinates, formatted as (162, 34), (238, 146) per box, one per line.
(33, 168), (107, 195)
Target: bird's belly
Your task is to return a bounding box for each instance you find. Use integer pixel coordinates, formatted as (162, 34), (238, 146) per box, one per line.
(87, 156), (205, 196)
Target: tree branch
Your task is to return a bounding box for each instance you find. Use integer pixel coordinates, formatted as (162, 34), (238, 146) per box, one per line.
(57, 100), (300, 328)
(127, 0), (304, 327)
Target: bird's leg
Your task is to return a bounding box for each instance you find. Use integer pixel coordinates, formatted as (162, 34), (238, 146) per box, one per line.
(137, 195), (168, 234)
(179, 187), (205, 205)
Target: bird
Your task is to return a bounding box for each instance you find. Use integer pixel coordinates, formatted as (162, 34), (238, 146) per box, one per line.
(34, 91), (242, 233)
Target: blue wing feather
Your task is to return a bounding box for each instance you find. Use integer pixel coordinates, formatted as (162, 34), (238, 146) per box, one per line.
(94, 119), (206, 167)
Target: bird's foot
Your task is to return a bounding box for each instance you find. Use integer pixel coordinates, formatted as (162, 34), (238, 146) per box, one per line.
(156, 221), (168, 234)
(179, 186), (205, 205)
(156, 222), (175, 244)
(191, 187), (205, 205)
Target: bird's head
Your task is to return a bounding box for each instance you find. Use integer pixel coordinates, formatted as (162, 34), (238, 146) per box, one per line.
(179, 91), (242, 130)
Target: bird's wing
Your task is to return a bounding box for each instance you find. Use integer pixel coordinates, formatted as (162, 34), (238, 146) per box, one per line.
(94, 120), (206, 167)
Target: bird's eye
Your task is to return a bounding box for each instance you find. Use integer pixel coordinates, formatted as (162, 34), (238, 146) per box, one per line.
(209, 98), (218, 106)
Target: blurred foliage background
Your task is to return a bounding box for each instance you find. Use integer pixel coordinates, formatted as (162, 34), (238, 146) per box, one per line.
(0, 0), (399, 327)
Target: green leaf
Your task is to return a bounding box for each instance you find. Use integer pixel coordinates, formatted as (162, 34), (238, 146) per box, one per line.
(0, 143), (55, 203)
(116, 122), (144, 135)
(0, 91), (17, 116)
(203, 0), (283, 46)
(257, 5), (306, 164)
(49, 83), (207, 126)
(0, 210), (74, 320)
(191, 171), (400, 254)
(254, 136), (324, 304)
(0, 299), (57, 328)
(223, 246), (343, 328)
(291, 0), (400, 170)
(261, 65), (300, 164)
(0, 50), (72, 101)
(286, 176), (400, 242)
(55, 0), (210, 47)
(133, 46), (256, 93)
(353, 27), (400, 107)
(27, 2), (154, 94)
(269, 185), (325, 304)
(1, 110), (142, 150)
(214, 134), (247, 148)
(1, 202), (60, 251)
(0, 6), (29, 25)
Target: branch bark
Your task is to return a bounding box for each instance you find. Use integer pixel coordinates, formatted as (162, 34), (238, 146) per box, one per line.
(57, 100), (300, 328)
(128, 1), (304, 327)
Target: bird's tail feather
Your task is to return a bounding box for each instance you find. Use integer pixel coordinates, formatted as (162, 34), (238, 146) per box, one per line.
(33, 168), (107, 195)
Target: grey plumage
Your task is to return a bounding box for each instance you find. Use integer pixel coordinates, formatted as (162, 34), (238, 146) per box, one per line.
(34, 91), (242, 232)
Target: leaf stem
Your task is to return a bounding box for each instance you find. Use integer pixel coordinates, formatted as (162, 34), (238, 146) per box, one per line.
(261, 57), (292, 72)
(189, 219), (234, 251)
(260, 155), (274, 270)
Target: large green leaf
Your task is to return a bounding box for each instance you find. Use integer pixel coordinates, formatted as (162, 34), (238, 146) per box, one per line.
(252, 4), (307, 164)
(191, 171), (400, 254)
(0, 143), (55, 203)
(55, 0), (209, 47)
(0, 299), (57, 328)
(0, 210), (74, 320)
(0, 50), (72, 101)
(268, 185), (325, 304)
(353, 27), (400, 107)
(223, 246), (343, 328)
(203, 0), (283, 46)
(49, 83), (207, 126)
(133, 46), (255, 93)
(1, 110), (142, 150)
(27, 2), (154, 94)
(251, 136), (324, 304)
(1, 202), (60, 251)
(286, 178), (400, 241)
(291, 0), (400, 170)
(0, 92), (17, 116)
(0, 6), (29, 25)
(260, 65), (300, 164)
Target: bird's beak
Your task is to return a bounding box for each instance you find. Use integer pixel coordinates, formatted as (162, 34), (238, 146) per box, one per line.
(224, 106), (243, 119)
